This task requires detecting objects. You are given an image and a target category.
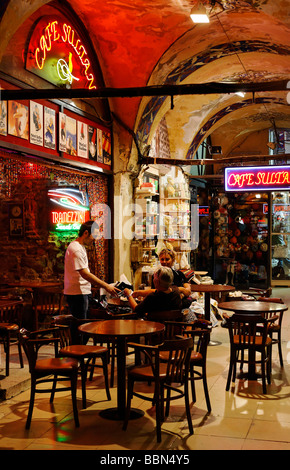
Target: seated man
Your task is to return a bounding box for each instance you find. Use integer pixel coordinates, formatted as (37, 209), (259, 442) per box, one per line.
(124, 266), (182, 318)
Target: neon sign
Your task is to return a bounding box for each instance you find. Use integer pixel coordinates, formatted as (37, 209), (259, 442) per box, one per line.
(26, 16), (97, 89)
(48, 188), (90, 232)
(225, 166), (290, 192)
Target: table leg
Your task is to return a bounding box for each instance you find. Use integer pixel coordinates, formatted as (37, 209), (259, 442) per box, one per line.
(99, 336), (144, 421)
(204, 293), (211, 321)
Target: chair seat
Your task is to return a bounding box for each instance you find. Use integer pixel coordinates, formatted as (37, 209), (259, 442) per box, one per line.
(0, 322), (19, 331)
(59, 344), (108, 358)
(233, 335), (272, 347)
(35, 357), (79, 372)
(128, 363), (168, 380)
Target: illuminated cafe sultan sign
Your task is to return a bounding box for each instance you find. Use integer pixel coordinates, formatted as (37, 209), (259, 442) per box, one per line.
(225, 166), (290, 192)
(26, 16), (97, 89)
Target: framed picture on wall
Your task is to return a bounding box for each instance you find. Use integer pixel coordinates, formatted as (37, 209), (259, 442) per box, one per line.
(8, 202), (24, 238)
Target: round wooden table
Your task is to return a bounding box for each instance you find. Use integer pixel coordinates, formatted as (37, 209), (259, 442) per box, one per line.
(218, 300), (288, 315)
(191, 284), (235, 321)
(219, 300), (288, 380)
(78, 319), (165, 420)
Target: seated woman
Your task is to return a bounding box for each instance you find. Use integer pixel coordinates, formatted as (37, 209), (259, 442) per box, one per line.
(124, 266), (182, 318)
(133, 248), (192, 307)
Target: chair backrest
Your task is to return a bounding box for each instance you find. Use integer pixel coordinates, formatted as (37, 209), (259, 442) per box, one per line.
(164, 319), (211, 356)
(146, 309), (183, 323)
(158, 337), (194, 385)
(226, 313), (270, 347)
(257, 297), (283, 304)
(19, 327), (60, 371)
(33, 287), (64, 315)
(0, 302), (23, 324)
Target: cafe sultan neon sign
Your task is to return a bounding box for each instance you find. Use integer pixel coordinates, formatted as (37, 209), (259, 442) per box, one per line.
(26, 16), (97, 89)
(48, 188), (90, 232)
(225, 166), (290, 192)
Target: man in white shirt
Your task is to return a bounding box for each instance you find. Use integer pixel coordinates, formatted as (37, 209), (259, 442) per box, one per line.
(64, 220), (119, 323)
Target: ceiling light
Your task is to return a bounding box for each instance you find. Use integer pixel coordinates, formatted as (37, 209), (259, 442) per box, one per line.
(190, 3), (209, 23)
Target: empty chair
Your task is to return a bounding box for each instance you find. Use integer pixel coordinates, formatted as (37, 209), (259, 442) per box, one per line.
(123, 336), (194, 442)
(20, 327), (79, 429)
(52, 314), (111, 409)
(32, 286), (64, 330)
(225, 313), (277, 393)
(164, 319), (212, 413)
(146, 309), (184, 322)
(257, 296), (285, 367)
(0, 301), (24, 376)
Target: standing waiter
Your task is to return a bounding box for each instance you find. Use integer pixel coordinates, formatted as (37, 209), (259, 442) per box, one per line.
(64, 220), (119, 323)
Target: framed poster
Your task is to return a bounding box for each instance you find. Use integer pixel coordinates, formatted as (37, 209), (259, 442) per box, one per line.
(44, 106), (56, 150)
(8, 203), (24, 238)
(59, 112), (66, 152)
(8, 101), (29, 140)
(0, 101), (7, 136)
(103, 130), (112, 165)
(66, 116), (77, 156)
(88, 125), (97, 160)
(30, 101), (43, 146)
(77, 121), (88, 158)
(97, 128), (103, 163)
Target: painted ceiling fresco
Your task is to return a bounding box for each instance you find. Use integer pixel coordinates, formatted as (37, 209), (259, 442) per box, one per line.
(0, 0), (290, 162)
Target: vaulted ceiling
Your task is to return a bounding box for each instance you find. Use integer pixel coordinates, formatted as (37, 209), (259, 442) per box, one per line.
(0, 0), (290, 165)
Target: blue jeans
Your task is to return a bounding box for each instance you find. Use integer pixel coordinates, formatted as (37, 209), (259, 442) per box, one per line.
(65, 294), (90, 320)
(65, 294), (91, 344)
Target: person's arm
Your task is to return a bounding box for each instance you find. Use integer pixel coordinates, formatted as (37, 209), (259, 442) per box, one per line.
(78, 268), (120, 297)
(124, 288), (138, 311)
(132, 289), (156, 298)
(179, 283), (191, 298)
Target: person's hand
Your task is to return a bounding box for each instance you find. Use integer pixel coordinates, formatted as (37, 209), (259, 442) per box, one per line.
(106, 284), (120, 297)
(124, 288), (133, 298)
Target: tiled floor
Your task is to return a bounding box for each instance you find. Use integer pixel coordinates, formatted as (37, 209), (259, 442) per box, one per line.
(0, 288), (290, 450)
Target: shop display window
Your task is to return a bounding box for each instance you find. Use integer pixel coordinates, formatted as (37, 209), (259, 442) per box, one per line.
(272, 191), (290, 281)
(213, 191), (269, 288)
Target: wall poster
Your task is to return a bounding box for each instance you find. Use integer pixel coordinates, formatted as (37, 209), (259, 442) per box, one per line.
(8, 101), (29, 140)
(0, 101), (7, 136)
(30, 101), (43, 146)
(44, 106), (56, 150)
(77, 121), (88, 158)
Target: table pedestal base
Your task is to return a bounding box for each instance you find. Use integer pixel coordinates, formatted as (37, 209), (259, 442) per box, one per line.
(99, 407), (144, 421)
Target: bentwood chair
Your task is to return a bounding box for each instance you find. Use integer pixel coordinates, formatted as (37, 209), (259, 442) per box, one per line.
(20, 327), (79, 429)
(52, 315), (111, 408)
(225, 313), (277, 393)
(32, 286), (64, 330)
(123, 337), (194, 442)
(257, 296), (285, 367)
(0, 301), (24, 376)
(164, 319), (212, 412)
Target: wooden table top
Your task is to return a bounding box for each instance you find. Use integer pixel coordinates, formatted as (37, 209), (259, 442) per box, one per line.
(6, 281), (62, 289)
(191, 284), (235, 293)
(79, 319), (165, 338)
(219, 300), (288, 314)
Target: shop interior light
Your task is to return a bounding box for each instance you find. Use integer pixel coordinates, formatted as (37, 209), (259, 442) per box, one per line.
(190, 3), (210, 23)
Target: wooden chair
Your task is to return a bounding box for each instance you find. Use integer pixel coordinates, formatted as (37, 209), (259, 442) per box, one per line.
(52, 315), (111, 409)
(146, 309), (184, 322)
(122, 336), (194, 442)
(0, 301), (24, 376)
(19, 327), (79, 429)
(32, 286), (64, 330)
(257, 296), (285, 367)
(225, 313), (277, 393)
(164, 319), (212, 412)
